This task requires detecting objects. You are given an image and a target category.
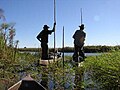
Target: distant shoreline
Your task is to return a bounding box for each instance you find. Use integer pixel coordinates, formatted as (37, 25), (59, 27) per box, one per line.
(17, 45), (120, 53)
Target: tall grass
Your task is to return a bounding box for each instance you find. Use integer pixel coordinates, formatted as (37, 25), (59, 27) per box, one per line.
(82, 50), (120, 90)
(0, 23), (40, 89)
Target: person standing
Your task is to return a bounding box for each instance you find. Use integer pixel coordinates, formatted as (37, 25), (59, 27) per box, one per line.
(37, 23), (56, 60)
(72, 24), (86, 62)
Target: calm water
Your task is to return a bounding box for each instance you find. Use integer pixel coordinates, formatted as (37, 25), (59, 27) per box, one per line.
(20, 51), (101, 57)
(63, 52), (101, 56)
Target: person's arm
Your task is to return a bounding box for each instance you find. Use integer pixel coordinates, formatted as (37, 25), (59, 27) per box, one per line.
(52, 22), (56, 32)
(80, 32), (86, 43)
(73, 30), (77, 39)
(36, 32), (41, 42)
(84, 33), (86, 38)
(48, 22), (56, 34)
(73, 33), (75, 39)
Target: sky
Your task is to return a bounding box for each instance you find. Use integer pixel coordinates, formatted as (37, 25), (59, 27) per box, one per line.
(0, 0), (120, 48)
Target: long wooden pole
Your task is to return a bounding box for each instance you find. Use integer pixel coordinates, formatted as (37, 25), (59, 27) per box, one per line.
(62, 26), (65, 89)
(62, 26), (64, 69)
(54, 0), (56, 24)
(53, 0), (56, 61)
(81, 8), (83, 25)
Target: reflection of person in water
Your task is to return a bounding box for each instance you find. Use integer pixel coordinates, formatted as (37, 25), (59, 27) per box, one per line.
(73, 24), (86, 62)
(37, 23), (56, 60)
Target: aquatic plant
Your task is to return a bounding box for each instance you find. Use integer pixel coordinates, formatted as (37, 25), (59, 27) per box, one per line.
(83, 50), (120, 90)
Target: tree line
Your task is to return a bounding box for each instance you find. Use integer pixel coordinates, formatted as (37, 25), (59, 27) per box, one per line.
(17, 45), (120, 53)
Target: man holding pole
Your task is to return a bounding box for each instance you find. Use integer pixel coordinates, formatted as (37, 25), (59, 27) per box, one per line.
(36, 23), (56, 60)
(72, 24), (86, 62)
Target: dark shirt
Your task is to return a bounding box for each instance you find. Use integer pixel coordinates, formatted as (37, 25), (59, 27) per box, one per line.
(37, 30), (53, 43)
(73, 30), (86, 46)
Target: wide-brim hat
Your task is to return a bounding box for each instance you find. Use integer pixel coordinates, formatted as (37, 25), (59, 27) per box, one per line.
(43, 25), (49, 28)
(79, 24), (84, 28)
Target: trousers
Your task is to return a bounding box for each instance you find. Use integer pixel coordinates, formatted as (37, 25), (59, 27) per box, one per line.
(73, 44), (85, 62)
(41, 42), (48, 60)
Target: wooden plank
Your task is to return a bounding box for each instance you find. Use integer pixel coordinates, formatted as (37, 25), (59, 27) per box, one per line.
(40, 57), (61, 65)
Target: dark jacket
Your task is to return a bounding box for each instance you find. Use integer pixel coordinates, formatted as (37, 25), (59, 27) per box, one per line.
(73, 30), (86, 46)
(37, 30), (53, 43)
